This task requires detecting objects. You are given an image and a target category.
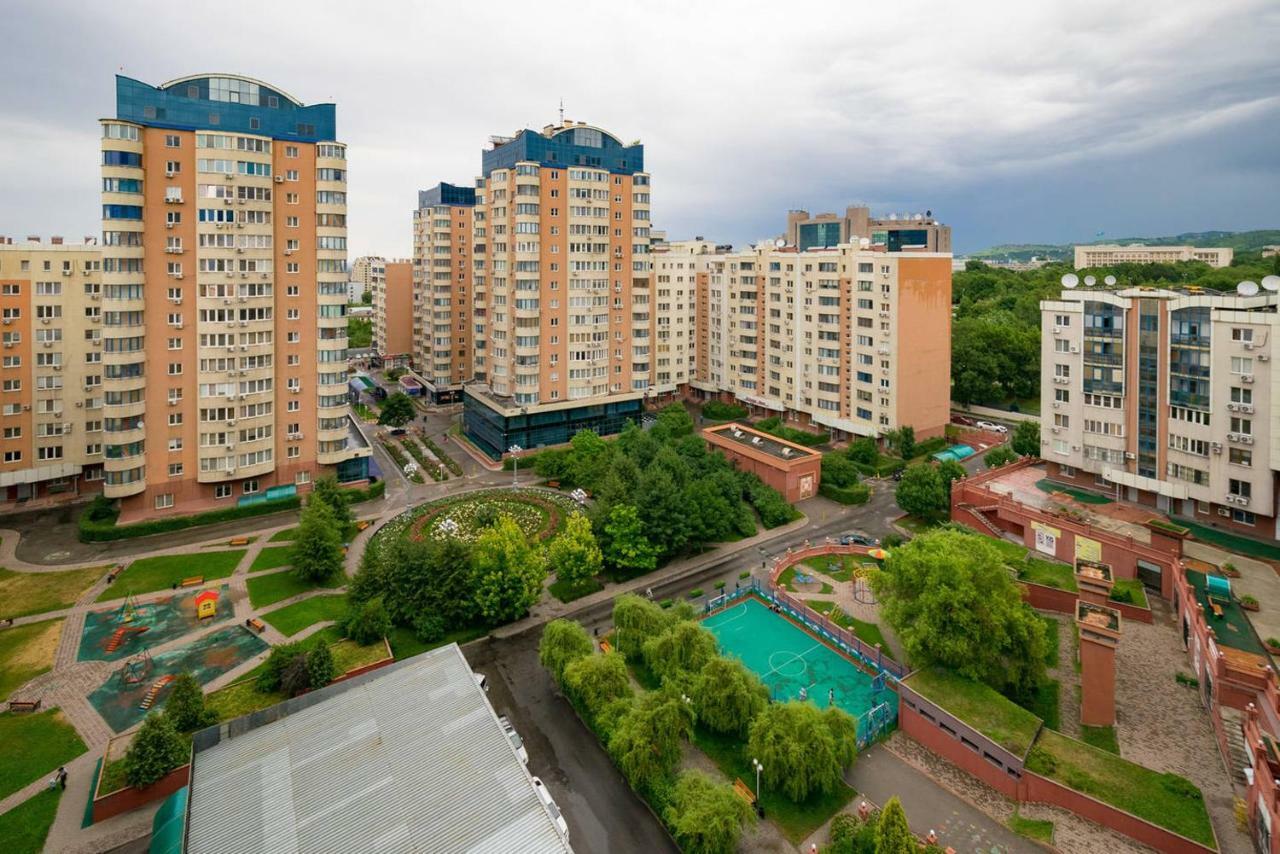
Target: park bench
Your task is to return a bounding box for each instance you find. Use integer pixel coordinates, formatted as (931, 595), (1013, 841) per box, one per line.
(356, 520), (372, 531)
(546, 480), (560, 489)
(106, 564), (124, 582)
(732, 778), (756, 806)
(228, 536), (251, 546)
(8, 699), (41, 714)
(181, 576), (204, 588)
(247, 618), (266, 633)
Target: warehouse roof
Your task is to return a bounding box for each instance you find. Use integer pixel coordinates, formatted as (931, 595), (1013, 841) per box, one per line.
(185, 644), (571, 854)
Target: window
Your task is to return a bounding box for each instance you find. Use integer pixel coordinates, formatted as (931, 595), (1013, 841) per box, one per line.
(168, 463), (183, 477)
(1230, 356), (1253, 375)
(243, 479), (259, 494)
(1231, 328), (1253, 342)
(1054, 363), (1071, 378)
(1054, 339), (1070, 353)
(1231, 387), (1253, 405)
(1054, 314), (1071, 327)
(214, 484), (232, 499)
(165, 134), (181, 148)
(1233, 509), (1256, 526)
(155, 494), (175, 510)
(1229, 448), (1253, 467)
(1229, 479), (1252, 499)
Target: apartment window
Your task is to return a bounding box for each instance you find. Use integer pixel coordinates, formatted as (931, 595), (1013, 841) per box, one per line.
(155, 494), (175, 510)
(1054, 314), (1071, 327)
(1054, 363), (1071, 378)
(168, 363), (183, 375)
(1230, 417), (1252, 435)
(1233, 509), (1256, 526)
(165, 134), (181, 148)
(1054, 388), (1070, 403)
(3, 450), (20, 463)
(1231, 328), (1253, 342)
(1229, 448), (1253, 467)
(1229, 479), (1252, 499)
(1230, 356), (1253, 375)
(1231, 387), (1253, 405)
(165, 161), (181, 174)
(1054, 339), (1070, 353)
(295, 470), (311, 485)
(168, 463), (183, 477)
(214, 484), (233, 499)
(168, 437), (183, 452)
(168, 413), (183, 426)
(285, 145), (299, 158)
(286, 216), (299, 227)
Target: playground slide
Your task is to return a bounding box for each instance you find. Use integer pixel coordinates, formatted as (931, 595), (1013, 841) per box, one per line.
(104, 625), (150, 654)
(139, 675), (175, 711)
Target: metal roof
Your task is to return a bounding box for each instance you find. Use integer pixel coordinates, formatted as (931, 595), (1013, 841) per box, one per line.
(185, 644), (572, 854)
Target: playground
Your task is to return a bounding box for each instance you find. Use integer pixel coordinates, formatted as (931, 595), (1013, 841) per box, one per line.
(76, 587), (233, 663)
(87, 624), (267, 733)
(703, 595), (897, 741)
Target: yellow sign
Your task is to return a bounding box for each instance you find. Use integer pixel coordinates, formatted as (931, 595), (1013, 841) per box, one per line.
(1031, 521), (1061, 557)
(1074, 536), (1102, 563)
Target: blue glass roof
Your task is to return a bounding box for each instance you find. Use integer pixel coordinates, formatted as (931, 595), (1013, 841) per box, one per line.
(481, 125), (643, 177)
(113, 75), (337, 142)
(419, 182), (476, 208)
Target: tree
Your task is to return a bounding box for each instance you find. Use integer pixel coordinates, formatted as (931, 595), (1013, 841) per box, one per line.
(746, 701), (852, 802)
(822, 453), (862, 488)
(291, 499), (345, 583)
(539, 618), (594, 686)
(642, 620), (719, 684)
(563, 651), (633, 719)
(340, 595), (392, 645)
(472, 515), (547, 624)
(894, 463), (947, 520)
(937, 459), (966, 493)
(875, 797), (915, 854)
(367, 535), (477, 630)
(603, 504), (658, 577)
(546, 513), (603, 591)
(307, 642), (336, 689)
(829, 813), (876, 854)
(693, 657), (768, 738)
(612, 593), (669, 653)
(258, 641), (306, 693)
(848, 438), (878, 466)
(870, 529), (1047, 698)
(665, 770), (756, 854)
(652, 403), (695, 441)
(608, 688), (694, 790)
(984, 445), (1017, 467)
(1010, 420), (1041, 457)
(635, 464), (691, 558)
(163, 672), (215, 733)
(378, 392), (416, 427)
(361, 289), (372, 304)
(889, 425), (916, 460)
(568, 429), (613, 489)
(684, 478), (737, 545)
(310, 475), (353, 531)
(125, 713), (189, 788)
(532, 448), (572, 484)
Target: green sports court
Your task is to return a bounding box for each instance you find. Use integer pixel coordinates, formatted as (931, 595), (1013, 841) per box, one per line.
(703, 595), (897, 736)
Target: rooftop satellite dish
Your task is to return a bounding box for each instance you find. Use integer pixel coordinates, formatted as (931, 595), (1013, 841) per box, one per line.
(1261, 275), (1280, 292)
(1084, 275), (1097, 287)
(774, 238), (786, 248)
(1104, 275), (1117, 286)
(1237, 280), (1260, 297)
(1061, 273), (1079, 288)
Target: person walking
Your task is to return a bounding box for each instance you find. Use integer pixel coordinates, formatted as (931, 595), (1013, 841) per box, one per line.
(57, 767), (67, 790)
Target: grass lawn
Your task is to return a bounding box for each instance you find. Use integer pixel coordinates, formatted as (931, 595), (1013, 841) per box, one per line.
(1027, 729), (1214, 846)
(268, 527), (298, 542)
(805, 601), (889, 651)
(0, 787), (61, 854)
(778, 566), (833, 594)
(981, 535), (1032, 563)
(98, 731), (192, 795)
(1008, 808), (1054, 843)
(1080, 724), (1120, 755)
(0, 618), (62, 701)
(896, 515), (938, 536)
(1039, 615), (1061, 667)
(803, 554), (857, 582)
(0, 565), (106, 619)
(1035, 479), (1113, 505)
(96, 550), (246, 601)
(248, 546), (294, 573)
(1014, 678), (1060, 731)
(386, 623), (489, 660)
(906, 668), (1042, 756)
(1109, 578), (1149, 609)
(1015, 557), (1077, 591)
(693, 726), (856, 844)
(260, 594), (348, 636)
(0, 710), (87, 799)
(549, 576), (604, 603)
(1175, 518), (1280, 562)
(245, 568), (344, 609)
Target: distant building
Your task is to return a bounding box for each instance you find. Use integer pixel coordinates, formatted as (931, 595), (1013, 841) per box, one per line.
(412, 183), (476, 403)
(346, 279), (366, 304)
(350, 255), (385, 296)
(785, 205), (951, 254)
(1262, 245), (1279, 259)
(1074, 244), (1233, 270)
(372, 261), (413, 367)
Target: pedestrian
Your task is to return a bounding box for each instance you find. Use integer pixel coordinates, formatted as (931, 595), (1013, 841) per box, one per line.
(57, 766), (67, 790)
(829, 688), (835, 707)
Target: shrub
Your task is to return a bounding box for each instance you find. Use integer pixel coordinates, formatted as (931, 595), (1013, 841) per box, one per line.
(738, 571), (751, 580)
(307, 643), (336, 689)
(755, 416), (829, 447)
(413, 612), (445, 643)
(340, 596), (392, 645)
(124, 714), (188, 789)
(821, 481), (871, 505)
(714, 581), (726, 590)
(847, 437), (879, 465)
(1159, 773), (1202, 800)
(701, 400), (749, 421)
(164, 673), (216, 733)
(1175, 671), (1200, 689)
(80, 496), (301, 542)
(688, 588), (703, 599)
(1242, 594), (1260, 607)
(659, 599), (673, 609)
(1268, 637), (1280, 649)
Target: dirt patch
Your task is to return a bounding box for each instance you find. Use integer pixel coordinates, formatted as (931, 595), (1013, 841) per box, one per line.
(8, 620), (62, 673)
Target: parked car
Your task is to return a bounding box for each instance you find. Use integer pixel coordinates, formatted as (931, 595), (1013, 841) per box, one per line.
(952, 414), (976, 426)
(389, 427), (408, 436)
(975, 420), (1008, 434)
(531, 777), (570, 840)
(498, 715), (529, 765)
(839, 532), (879, 547)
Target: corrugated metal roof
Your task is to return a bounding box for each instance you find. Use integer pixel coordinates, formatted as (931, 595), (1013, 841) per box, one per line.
(186, 644), (572, 854)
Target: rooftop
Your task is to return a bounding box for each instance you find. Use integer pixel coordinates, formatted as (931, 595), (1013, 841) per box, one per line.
(1185, 569), (1268, 658)
(185, 644), (571, 854)
(1076, 600), (1121, 632)
(705, 423), (821, 462)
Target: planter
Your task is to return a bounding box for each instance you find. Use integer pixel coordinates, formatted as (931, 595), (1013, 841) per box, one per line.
(1265, 642), (1280, 656)
(1221, 568), (1241, 578)
(1241, 601), (1260, 612)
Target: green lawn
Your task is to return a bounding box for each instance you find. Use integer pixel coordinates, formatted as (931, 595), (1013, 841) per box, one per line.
(693, 727), (856, 844)
(778, 566), (833, 594)
(1035, 479), (1113, 505)
(1175, 518), (1280, 561)
(0, 710), (87, 799)
(896, 515), (938, 536)
(386, 624), (489, 660)
(549, 576), (604, 603)
(1109, 578), (1149, 609)
(906, 668), (1042, 756)
(248, 546), (294, 572)
(0, 565), (106, 619)
(0, 618), (62, 701)
(805, 601), (889, 651)
(803, 554), (858, 582)
(245, 568), (345, 609)
(1080, 724), (1120, 755)
(268, 527), (298, 542)
(0, 787), (61, 854)
(1039, 615), (1061, 667)
(1015, 678), (1060, 732)
(260, 595), (348, 636)
(982, 535), (1032, 563)
(1008, 808), (1054, 843)
(1015, 557), (1078, 591)
(96, 550), (246, 601)
(1027, 729), (1214, 846)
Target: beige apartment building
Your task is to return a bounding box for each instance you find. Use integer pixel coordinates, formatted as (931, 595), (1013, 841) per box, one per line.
(99, 73), (369, 521)
(649, 237), (711, 396)
(1040, 280), (1280, 539)
(371, 260), (413, 368)
(1074, 244), (1234, 269)
(350, 256), (385, 299)
(410, 184), (476, 402)
(0, 238), (107, 508)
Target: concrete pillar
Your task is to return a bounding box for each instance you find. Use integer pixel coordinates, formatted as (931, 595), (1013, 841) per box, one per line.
(1075, 559), (1115, 607)
(1076, 600), (1122, 727)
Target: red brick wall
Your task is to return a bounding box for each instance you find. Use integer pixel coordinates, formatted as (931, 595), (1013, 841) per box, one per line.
(92, 763), (189, 824)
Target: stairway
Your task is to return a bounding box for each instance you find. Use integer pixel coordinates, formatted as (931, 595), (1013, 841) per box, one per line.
(138, 674), (175, 711)
(104, 625), (148, 654)
(959, 503), (1004, 538)
(1220, 707), (1250, 785)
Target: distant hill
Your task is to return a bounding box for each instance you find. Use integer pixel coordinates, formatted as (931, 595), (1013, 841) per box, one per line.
(968, 229), (1280, 263)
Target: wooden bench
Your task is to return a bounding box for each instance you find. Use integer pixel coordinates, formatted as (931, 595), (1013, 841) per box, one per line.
(599, 640), (613, 654)
(247, 618), (266, 633)
(356, 520), (372, 532)
(547, 480), (561, 489)
(180, 576), (204, 588)
(106, 564), (124, 582)
(1211, 602), (1224, 619)
(7, 699), (41, 714)
(733, 778), (756, 806)
(228, 537), (250, 547)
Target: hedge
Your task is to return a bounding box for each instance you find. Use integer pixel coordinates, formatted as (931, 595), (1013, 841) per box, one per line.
(755, 416), (829, 447)
(701, 400), (749, 421)
(820, 482), (871, 505)
(78, 479), (385, 542)
(853, 457), (906, 479)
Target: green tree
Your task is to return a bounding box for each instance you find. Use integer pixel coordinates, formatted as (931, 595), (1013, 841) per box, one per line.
(746, 701), (852, 802)
(603, 504), (658, 577)
(472, 515), (547, 624)
(291, 499), (345, 583)
(546, 512), (603, 591)
(124, 713), (188, 788)
(829, 813), (877, 854)
(653, 403), (696, 441)
(563, 651), (633, 719)
(875, 796), (915, 854)
(894, 463), (948, 520)
(890, 425), (916, 460)
(1010, 420), (1041, 457)
(307, 642), (336, 689)
(612, 592), (668, 654)
(635, 465), (691, 557)
(532, 448), (573, 483)
(984, 445), (1017, 467)
(937, 459), (966, 493)
(848, 437), (878, 465)
(684, 478), (737, 545)
(368, 536), (477, 629)
(377, 391), (417, 427)
(539, 618), (595, 686)
(693, 656), (768, 738)
(871, 529), (1047, 698)
(822, 453), (862, 488)
(309, 475), (354, 531)
(608, 688), (695, 790)
(340, 595), (392, 645)
(163, 672), (215, 733)
(641, 620), (719, 684)
(361, 289), (372, 304)
(665, 770), (756, 854)
(258, 641), (306, 693)
(568, 429), (613, 489)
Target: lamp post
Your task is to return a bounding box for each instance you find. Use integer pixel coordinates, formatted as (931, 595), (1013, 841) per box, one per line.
(509, 443), (522, 487)
(751, 757), (764, 802)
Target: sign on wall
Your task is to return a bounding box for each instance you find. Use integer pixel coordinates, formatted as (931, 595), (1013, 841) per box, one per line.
(799, 474), (814, 498)
(1031, 521), (1060, 557)
(1074, 535), (1102, 563)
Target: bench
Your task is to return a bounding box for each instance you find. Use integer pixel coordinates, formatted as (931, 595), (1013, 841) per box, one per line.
(1211, 602), (1224, 619)
(546, 481), (561, 489)
(181, 576), (204, 588)
(733, 778), (756, 806)
(356, 520), (372, 531)
(247, 618), (266, 633)
(7, 699), (41, 714)
(106, 564), (124, 582)
(228, 537), (251, 546)
(599, 640), (613, 654)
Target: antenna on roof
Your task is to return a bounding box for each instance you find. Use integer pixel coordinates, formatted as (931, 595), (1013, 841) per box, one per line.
(558, 97), (565, 124)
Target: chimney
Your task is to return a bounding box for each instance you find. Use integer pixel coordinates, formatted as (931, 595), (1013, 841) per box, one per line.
(50, 236), (63, 245)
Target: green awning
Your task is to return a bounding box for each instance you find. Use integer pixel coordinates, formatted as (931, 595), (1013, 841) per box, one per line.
(149, 786), (188, 854)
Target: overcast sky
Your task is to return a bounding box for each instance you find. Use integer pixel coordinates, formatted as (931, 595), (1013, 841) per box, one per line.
(2, 0), (1277, 256)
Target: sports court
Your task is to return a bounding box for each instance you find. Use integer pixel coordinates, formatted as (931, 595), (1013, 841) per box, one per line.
(703, 595), (897, 734)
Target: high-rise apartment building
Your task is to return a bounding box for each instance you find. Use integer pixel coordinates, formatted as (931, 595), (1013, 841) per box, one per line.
(372, 260), (414, 368)
(411, 183), (476, 402)
(786, 206), (951, 254)
(1074, 244), (1234, 269)
(350, 256), (386, 297)
(99, 74), (369, 521)
(648, 238), (711, 396)
(0, 238), (107, 508)
(1040, 281), (1279, 539)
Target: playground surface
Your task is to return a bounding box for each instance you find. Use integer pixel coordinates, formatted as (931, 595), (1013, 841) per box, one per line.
(87, 624), (267, 733)
(77, 587), (233, 663)
(703, 595), (896, 730)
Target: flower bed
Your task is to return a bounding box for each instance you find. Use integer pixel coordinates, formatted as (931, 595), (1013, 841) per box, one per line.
(367, 489), (582, 559)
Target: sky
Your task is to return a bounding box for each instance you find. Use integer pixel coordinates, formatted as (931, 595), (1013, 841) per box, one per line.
(1, 0), (1277, 256)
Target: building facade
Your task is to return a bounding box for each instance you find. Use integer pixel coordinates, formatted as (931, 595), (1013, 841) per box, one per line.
(1074, 244), (1234, 269)
(786, 205), (951, 254)
(0, 238), (107, 508)
(648, 238), (711, 397)
(411, 183), (476, 403)
(350, 255), (385, 299)
(99, 74), (369, 521)
(1039, 283), (1279, 539)
(372, 260), (413, 368)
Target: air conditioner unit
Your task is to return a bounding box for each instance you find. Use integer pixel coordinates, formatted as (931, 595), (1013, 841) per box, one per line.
(1, 343), (9, 349)
(1069, 345), (1080, 354)
(1212, 443), (1223, 454)
(223, 199), (233, 206)
(236, 248), (245, 254)
(236, 223), (245, 229)
(226, 419), (235, 426)
(165, 222), (175, 230)
(1242, 375), (1255, 384)
(90, 293), (100, 300)
(165, 170), (175, 178)
(1052, 326), (1062, 335)
(238, 297), (247, 303)
(225, 444), (234, 451)
(42, 342), (51, 349)
(52, 365), (61, 371)
(1238, 496), (1251, 507)
(1, 320), (9, 326)
(239, 320), (248, 327)
(1216, 507), (1231, 517)
(168, 399), (177, 406)
(274, 176), (284, 184)
(1244, 342), (1255, 350)
(1259, 354), (1270, 362)
(1241, 404), (1255, 414)
(1071, 445), (1081, 451)
(224, 174), (234, 181)
(1124, 451), (1136, 460)
(1051, 426), (1060, 434)
(1228, 402), (1239, 411)
(1228, 432), (1240, 442)
(1242, 435), (1254, 445)
(238, 199), (246, 205)
(39, 318), (49, 325)
(73, 402), (81, 409)
(240, 345), (248, 351)
(215, 223), (224, 229)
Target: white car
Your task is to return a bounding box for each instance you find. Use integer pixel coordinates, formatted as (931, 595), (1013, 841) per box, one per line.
(498, 715), (529, 765)
(975, 420), (1008, 434)
(531, 776), (570, 841)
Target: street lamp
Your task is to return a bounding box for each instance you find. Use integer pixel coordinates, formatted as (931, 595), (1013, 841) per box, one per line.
(751, 757), (764, 802)
(509, 443), (522, 486)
